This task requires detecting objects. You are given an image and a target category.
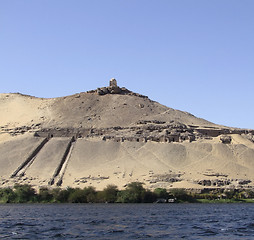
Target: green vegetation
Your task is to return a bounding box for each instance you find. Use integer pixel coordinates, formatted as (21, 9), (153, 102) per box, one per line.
(116, 182), (156, 203)
(0, 183), (254, 203)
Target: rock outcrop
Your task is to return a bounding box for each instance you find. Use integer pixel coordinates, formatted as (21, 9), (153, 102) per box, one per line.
(220, 135), (232, 144)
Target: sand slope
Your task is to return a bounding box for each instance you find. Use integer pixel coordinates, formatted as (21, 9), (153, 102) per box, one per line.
(0, 87), (254, 190)
(1, 132), (254, 190)
(59, 138), (254, 190)
(0, 91), (217, 131)
(0, 134), (44, 178)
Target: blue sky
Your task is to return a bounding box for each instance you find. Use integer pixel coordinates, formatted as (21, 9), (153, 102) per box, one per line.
(1, 1), (254, 129)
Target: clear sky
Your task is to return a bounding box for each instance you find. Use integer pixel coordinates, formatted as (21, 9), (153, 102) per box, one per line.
(1, 1), (254, 129)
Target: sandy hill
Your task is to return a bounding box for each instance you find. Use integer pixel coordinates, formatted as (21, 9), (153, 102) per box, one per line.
(0, 79), (254, 191)
(0, 87), (215, 130)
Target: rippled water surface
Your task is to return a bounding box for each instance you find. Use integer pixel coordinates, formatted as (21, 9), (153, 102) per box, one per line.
(0, 203), (254, 239)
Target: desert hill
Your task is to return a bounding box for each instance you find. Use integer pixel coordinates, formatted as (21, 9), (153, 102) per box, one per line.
(0, 83), (215, 131)
(0, 79), (254, 190)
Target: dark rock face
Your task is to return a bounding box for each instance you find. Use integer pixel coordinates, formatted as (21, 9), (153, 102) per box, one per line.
(149, 173), (182, 184)
(245, 133), (254, 143)
(220, 135), (232, 144)
(97, 86), (122, 95)
(196, 179), (231, 187)
(33, 122), (254, 145)
(196, 179), (251, 187)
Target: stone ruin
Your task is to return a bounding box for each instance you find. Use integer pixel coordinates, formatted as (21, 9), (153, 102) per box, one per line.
(97, 78), (122, 95)
(109, 78), (117, 87)
(87, 78), (148, 98)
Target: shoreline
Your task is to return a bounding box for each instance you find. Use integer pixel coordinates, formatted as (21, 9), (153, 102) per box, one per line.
(1, 182), (254, 204)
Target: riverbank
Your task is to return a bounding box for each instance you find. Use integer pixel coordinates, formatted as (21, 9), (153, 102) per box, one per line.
(1, 182), (254, 203)
(195, 199), (254, 203)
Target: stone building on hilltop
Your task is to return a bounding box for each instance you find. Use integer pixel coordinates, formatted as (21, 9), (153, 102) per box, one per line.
(110, 78), (117, 87)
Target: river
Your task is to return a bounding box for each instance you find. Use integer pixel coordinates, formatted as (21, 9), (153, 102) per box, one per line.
(0, 203), (254, 239)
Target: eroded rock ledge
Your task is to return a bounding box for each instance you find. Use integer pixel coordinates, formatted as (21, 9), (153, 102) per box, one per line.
(2, 120), (254, 145)
(31, 123), (254, 145)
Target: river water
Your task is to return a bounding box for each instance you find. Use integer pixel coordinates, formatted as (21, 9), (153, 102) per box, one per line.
(0, 203), (254, 239)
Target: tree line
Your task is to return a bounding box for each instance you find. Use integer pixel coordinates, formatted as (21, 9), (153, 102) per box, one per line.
(0, 182), (254, 203)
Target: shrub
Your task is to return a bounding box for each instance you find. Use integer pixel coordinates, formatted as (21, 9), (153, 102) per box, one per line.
(169, 188), (194, 202)
(83, 186), (97, 203)
(224, 189), (235, 199)
(54, 187), (73, 202)
(68, 188), (87, 203)
(116, 182), (154, 203)
(38, 187), (53, 202)
(154, 188), (169, 199)
(141, 189), (157, 203)
(13, 184), (37, 203)
(0, 188), (16, 203)
(100, 184), (119, 203)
